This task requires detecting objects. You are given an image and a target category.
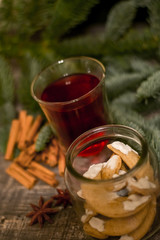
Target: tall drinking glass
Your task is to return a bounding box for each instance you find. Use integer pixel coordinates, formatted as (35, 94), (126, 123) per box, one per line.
(31, 56), (111, 150)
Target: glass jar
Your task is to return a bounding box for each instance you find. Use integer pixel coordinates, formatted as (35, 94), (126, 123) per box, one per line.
(65, 125), (160, 240)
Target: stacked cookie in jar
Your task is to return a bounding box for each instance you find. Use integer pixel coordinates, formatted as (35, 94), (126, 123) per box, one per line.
(65, 125), (160, 240)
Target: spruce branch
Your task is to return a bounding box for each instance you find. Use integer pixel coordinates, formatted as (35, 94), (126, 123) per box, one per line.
(146, 126), (160, 164)
(148, 114), (160, 130)
(17, 54), (49, 112)
(112, 92), (137, 110)
(51, 27), (160, 61)
(134, 0), (152, 8)
(0, 125), (10, 154)
(105, 0), (137, 40)
(0, 102), (16, 126)
(129, 57), (160, 73)
(54, 34), (104, 58)
(105, 71), (149, 100)
(103, 27), (160, 58)
(0, 0), (56, 39)
(35, 124), (55, 152)
(137, 70), (160, 101)
(102, 55), (132, 75)
(46, 0), (98, 38)
(0, 56), (15, 104)
(148, 0), (160, 37)
(112, 92), (160, 115)
(111, 104), (146, 137)
(111, 104), (160, 163)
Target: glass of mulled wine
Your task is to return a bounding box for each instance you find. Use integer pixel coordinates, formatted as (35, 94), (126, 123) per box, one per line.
(31, 56), (111, 150)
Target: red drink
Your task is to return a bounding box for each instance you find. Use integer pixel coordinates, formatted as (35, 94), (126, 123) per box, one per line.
(40, 73), (109, 148)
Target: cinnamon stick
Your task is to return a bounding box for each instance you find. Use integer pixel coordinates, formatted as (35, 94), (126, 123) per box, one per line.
(27, 161), (58, 186)
(26, 115), (43, 145)
(6, 162), (37, 189)
(26, 143), (36, 156)
(14, 150), (34, 167)
(5, 119), (20, 160)
(17, 110), (27, 143)
(58, 150), (66, 176)
(45, 152), (57, 167)
(18, 115), (33, 149)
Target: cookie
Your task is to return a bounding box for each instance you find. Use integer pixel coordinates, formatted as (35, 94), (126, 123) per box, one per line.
(101, 154), (122, 179)
(101, 203), (148, 236)
(81, 203), (97, 223)
(81, 182), (150, 218)
(127, 176), (157, 195)
(83, 163), (103, 180)
(125, 196), (156, 240)
(83, 218), (108, 239)
(134, 160), (154, 181)
(107, 141), (140, 169)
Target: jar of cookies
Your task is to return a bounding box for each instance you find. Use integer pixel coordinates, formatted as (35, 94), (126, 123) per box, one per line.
(65, 125), (160, 240)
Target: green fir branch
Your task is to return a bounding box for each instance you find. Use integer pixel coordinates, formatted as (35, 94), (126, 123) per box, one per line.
(148, 114), (160, 129)
(147, 0), (160, 37)
(0, 125), (10, 154)
(35, 124), (55, 152)
(0, 56), (15, 104)
(111, 104), (146, 137)
(111, 104), (160, 163)
(105, 71), (149, 100)
(102, 55), (132, 75)
(0, 0), (56, 39)
(46, 0), (98, 38)
(53, 34), (104, 58)
(0, 102), (16, 126)
(137, 70), (160, 101)
(129, 57), (160, 73)
(134, 0), (152, 8)
(103, 27), (160, 59)
(112, 92), (160, 115)
(17, 54), (50, 112)
(105, 0), (137, 40)
(146, 126), (160, 163)
(52, 27), (160, 60)
(112, 91), (137, 109)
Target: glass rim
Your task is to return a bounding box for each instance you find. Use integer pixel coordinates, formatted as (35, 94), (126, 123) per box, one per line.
(31, 56), (106, 106)
(65, 124), (148, 183)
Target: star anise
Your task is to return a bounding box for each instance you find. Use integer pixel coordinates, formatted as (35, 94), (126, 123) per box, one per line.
(52, 188), (72, 208)
(26, 196), (60, 228)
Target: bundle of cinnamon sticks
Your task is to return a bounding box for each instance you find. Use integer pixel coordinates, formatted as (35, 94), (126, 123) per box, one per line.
(4, 110), (65, 189)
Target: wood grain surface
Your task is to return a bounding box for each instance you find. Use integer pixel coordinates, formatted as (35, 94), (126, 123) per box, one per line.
(0, 154), (160, 240)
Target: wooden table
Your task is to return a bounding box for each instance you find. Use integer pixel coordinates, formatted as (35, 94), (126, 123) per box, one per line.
(0, 153), (160, 240)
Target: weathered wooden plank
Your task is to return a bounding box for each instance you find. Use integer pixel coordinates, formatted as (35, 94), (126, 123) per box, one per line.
(0, 154), (90, 240)
(0, 154), (160, 240)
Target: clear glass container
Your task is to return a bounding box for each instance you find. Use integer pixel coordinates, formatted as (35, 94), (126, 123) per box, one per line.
(65, 125), (160, 240)
(31, 56), (111, 150)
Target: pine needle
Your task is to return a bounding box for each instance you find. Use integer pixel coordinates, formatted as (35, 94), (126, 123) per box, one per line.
(0, 57), (15, 104)
(111, 104), (160, 164)
(105, 72), (148, 100)
(105, 0), (137, 40)
(17, 54), (48, 112)
(0, 102), (16, 126)
(112, 92), (160, 115)
(148, 114), (160, 129)
(111, 104), (146, 137)
(0, 125), (10, 154)
(54, 34), (104, 58)
(35, 124), (55, 152)
(137, 70), (160, 101)
(129, 57), (159, 73)
(46, 0), (99, 38)
(148, 0), (160, 36)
